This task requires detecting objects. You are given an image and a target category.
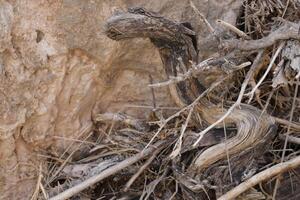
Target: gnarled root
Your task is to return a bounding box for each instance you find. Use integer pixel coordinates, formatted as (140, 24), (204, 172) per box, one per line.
(104, 7), (277, 191)
(192, 105), (276, 173)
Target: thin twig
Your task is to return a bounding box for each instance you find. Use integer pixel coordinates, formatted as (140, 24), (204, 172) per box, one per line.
(31, 165), (43, 200)
(49, 140), (167, 200)
(273, 78), (299, 198)
(217, 155), (300, 200)
(40, 182), (48, 200)
(149, 74), (157, 109)
(222, 102), (233, 183)
(223, 22), (300, 51)
(145, 74), (230, 150)
(282, 0), (290, 17)
(148, 57), (213, 88)
(168, 180), (178, 200)
(169, 106), (194, 158)
(149, 59), (251, 88)
(193, 51), (264, 146)
(216, 19), (249, 39)
(189, 0), (214, 33)
(124, 147), (161, 192)
(247, 42), (285, 103)
(261, 89), (275, 116)
(279, 134), (300, 145)
(140, 168), (169, 200)
(274, 117), (300, 130)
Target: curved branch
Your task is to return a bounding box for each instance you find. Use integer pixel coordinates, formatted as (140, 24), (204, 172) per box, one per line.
(218, 155), (300, 200)
(105, 7), (276, 177)
(223, 22), (300, 51)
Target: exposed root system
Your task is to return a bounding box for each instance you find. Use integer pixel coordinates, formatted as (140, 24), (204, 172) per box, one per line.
(42, 1), (300, 199)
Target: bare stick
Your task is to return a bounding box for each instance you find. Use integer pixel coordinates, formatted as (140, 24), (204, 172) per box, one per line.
(222, 103), (233, 183)
(273, 78), (299, 198)
(31, 165), (43, 200)
(124, 147), (161, 192)
(247, 42), (285, 103)
(148, 57), (213, 88)
(40, 182), (48, 200)
(280, 79), (299, 162)
(170, 106), (194, 158)
(148, 74), (187, 88)
(189, 0), (214, 33)
(49, 141), (166, 200)
(193, 51), (264, 147)
(217, 155), (300, 200)
(216, 19), (249, 39)
(279, 134), (300, 145)
(193, 102), (236, 146)
(145, 74), (230, 150)
(274, 117), (300, 130)
(149, 60), (251, 88)
(223, 22), (300, 51)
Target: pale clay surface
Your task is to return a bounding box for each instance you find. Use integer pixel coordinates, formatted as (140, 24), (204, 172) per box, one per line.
(0, 0), (240, 198)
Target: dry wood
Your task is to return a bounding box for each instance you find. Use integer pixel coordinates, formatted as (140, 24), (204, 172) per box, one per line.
(218, 155), (300, 200)
(246, 42), (285, 102)
(216, 19), (249, 39)
(103, 5), (300, 199)
(223, 22), (300, 51)
(189, 0), (214, 33)
(192, 51), (275, 171)
(49, 140), (167, 200)
(124, 147), (161, 192)
(105, 6), (275, 176)
(279, 134), (300, 145)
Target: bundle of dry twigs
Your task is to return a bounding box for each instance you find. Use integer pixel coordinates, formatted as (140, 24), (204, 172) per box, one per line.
(40, 1), (300, 200)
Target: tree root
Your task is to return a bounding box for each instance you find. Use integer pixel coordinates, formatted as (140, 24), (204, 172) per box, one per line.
(104, 7), (278, 185)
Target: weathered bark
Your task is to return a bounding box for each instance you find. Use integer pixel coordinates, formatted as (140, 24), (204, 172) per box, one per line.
(104, 7), (276, 191)
(0, 1), (173, 199)
(1, 0), (298, 199)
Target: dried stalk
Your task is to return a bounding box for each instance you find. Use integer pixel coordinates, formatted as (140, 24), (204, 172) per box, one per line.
(124, 147), (160, 192)
(105, 7), (275, 175)
(216, 19), (249, 39)
(279, 134), (300, 145)
(224, 22), (300, 51)
(49, 140), (167, 200)
(218, 155), (300, 200)
(246, 42), (285, 102)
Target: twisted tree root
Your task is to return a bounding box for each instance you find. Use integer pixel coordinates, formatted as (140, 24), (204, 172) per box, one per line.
(105, 7), (276, 180)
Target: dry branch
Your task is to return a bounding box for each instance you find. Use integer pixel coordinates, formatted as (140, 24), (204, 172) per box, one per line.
(49, 140), (167, 200)
(246, 42), (285, 102)
(189, 0), (214, 33)
(105, 6), (276, 179)
(224, 22), (300, 51)
(102, 5), (300, 199)
(149, 60), (251, 88)
(218, 155), (300, 200)
(216, 19), (249, 39)
(124, 147), (160, 192)
(279, 134), (300, 145)
(192, 50), (275, 171)
(274, 117), (300, 130)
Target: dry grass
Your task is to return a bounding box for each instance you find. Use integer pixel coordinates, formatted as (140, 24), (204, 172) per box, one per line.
(35, 1), (300, 199)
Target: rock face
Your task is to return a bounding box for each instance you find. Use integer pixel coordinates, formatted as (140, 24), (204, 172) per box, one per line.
(0, 0), (241, 198)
